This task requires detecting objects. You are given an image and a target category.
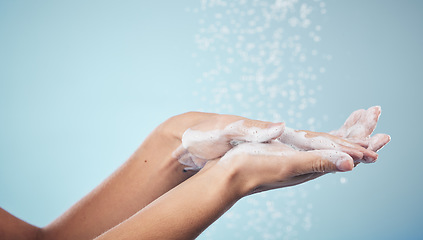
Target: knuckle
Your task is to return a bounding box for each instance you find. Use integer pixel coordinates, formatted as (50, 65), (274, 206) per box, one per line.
(312, 159), (327, 173)
(243, 119), (267, 129)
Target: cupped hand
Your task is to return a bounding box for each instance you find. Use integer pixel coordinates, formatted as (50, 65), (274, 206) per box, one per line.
(216, 141), (355, 196)
(169, 106), (390, 171)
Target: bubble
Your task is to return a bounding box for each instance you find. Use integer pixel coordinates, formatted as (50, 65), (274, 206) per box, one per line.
(340, 177), (348, 184)
(190, 0), (330, 238)
(313, 36), (321, 42)
(289, 17), (299, 27)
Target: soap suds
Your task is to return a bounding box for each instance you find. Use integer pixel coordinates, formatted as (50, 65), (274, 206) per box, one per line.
(188, 0), (329, 238)
(278, 127), (340, 151)
(330, 106), (381, 140)
(327, 106), (390, 163)
(176, 120), (284, 170)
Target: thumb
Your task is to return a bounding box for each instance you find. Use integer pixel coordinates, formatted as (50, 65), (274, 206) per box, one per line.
(295, 150), (354, 174)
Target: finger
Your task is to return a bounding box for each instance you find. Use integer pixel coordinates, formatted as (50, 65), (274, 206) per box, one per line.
(228, 120), (285, 143)
(172, 144), (188, 159)
(345, 145), (378, 163)
(348, 106), (381, 138)
(191, 154), (209, 169)
(177, 152), (209, 171)
(330, 109), (365, 137)
(292, 150), (354, 174)
(181, 128), (233, 160)
(279, 128), (371, 162)
(337, 145), (364, 160)
(182, 120), (284, 160)
(343, 109), (365, 129)
(347, 138), (370, 148)
(178, 152), (196, 168)
(348, 141), (379, 163)
(366, 106), (381, 133)
(368, 133), (391, 152)
(172, 145), (200, 169)
(336, 137), (378, 162)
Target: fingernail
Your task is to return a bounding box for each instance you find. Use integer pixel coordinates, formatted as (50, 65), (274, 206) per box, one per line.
(362, 154), (378, 163)
(370, 105), (381, 111)
(314, 150), (354, 172)
(336, 158), (354, 172)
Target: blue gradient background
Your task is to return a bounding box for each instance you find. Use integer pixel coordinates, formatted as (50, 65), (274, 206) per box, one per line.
(1, 1), (422, 239)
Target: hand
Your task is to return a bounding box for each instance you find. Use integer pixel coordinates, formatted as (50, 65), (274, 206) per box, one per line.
(329, 106), (391, 162)
(277, 106), (390, 163)
(167, 112), (285, 170)
(216, 140), (355, 196)
(278, 127), (378, 162)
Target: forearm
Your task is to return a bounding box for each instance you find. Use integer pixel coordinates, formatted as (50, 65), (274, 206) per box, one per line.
(95, 161), (244, 240)
(0, 208), (41, 240)
(42, 122), (194, 240)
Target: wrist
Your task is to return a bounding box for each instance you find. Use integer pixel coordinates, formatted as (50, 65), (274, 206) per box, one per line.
(214, 156), (259, 198)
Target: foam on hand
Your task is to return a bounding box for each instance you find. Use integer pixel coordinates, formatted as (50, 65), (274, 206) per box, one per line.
(330, 106), (382, 139)
(175, 106), (389, 171)
(182, 120), (284, 160)
(277, 126), (378, 162)
(175, 120), (285, 170)
(278, 127), (339, 151)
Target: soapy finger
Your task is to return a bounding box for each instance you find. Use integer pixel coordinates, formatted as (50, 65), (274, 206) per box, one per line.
(337, 146), (364, 160)
(336, 139), (378, 163)
(347, 138), (370, 148)
(330, 106), (381, 141)
(177, 151), (209, 170)
(182, 120), (284, 160)
(368, 134), (391, 152)
(296, 150), (354, 173)
(347, 106), (381, 139)
(329, 109), (365, 137)
(227, 121), (285, 143)
(333, 136), (379, 162)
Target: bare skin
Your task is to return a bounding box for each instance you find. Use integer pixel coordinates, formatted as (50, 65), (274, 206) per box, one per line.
(0, 109), (390, 240)
(94, 141), (356, 240)
(177, 106), (389, 170)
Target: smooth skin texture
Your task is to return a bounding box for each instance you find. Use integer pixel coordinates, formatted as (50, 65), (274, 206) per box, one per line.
(0, 109), (389, 240)
(94, 142), (353, 240)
